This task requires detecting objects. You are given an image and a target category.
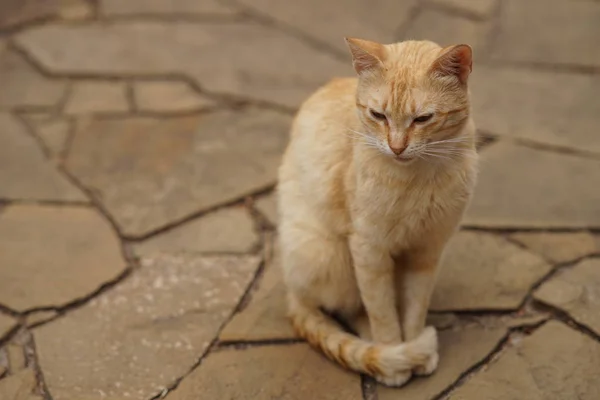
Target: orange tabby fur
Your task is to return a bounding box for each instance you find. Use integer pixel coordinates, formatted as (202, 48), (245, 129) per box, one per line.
(277, 38), (478, 386)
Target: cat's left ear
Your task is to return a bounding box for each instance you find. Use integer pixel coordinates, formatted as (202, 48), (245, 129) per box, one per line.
(430, 44), (472, 84)
(344, 37), (386, 75)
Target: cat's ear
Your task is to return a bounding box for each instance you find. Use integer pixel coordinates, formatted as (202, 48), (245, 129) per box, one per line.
(344, 37), (385, 75)
(430, 44), (472, 84)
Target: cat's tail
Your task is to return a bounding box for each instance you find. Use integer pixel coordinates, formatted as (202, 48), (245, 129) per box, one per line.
(289, 300), (437, 387)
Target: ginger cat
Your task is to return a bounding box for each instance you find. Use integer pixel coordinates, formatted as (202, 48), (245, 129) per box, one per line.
(277, 38), (478, 386)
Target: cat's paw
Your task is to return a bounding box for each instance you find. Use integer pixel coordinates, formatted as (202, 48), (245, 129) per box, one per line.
(413, 350), (439, 376)
(374, 370), (412, 387)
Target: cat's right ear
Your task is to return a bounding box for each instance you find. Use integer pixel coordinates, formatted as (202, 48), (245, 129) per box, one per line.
(344, 37), (385, 75)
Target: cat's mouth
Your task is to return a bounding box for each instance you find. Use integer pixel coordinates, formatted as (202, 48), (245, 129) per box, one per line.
(393, 156), (415, 164)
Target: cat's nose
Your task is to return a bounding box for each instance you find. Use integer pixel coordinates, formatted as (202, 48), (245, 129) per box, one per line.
(389, 144), (407, 155)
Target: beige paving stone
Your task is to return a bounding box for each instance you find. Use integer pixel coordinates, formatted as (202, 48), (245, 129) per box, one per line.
(464, 142), (600, 228)
(220, 246), (297, 341)
(134, 81), (214, 113)
(0, 114), (86, 202)
(66, 109), (291, 237)
(510, 231), (597, 264)
(65, 81), (129, 114)
(471, 67), (600, 154)
(0, 0), (90, 30)
(133, 207), (258, 255)
(15, 22), (350, 108)
(7, 344), (26, 373)
(0, 204), (126, 311)
(27, 117), (71, 158)
(167, 343), (363, 400)
(0, 46), (66, 109)
(255, 192), (278, 226)
(236, 0), (418, 54)
(450, 321), (600, 399)
(35, 254), (259, 400)
(379, 326), (505, 400)
(401, 9), (490, 56)
(0, 369), (38, 400)
(430, 0), (496, 18)
(0, 314), (17, 340)
(101, 0), (237, 16)
(431, 231), (551, 311)
(534, 259), (600, 335)
(492, 0), (600, 67)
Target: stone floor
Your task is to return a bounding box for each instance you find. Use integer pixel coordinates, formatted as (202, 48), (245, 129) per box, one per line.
(1, 0), (600, 399)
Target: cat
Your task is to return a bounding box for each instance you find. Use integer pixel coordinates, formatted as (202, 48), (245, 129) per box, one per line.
(277, 37), (478, 386)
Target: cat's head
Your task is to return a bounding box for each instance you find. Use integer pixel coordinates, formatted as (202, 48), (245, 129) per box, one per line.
(345, 38), (472, 164)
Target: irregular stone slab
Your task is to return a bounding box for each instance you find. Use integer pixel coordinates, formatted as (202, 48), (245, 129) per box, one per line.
(0, 314), (17, 340)
(133, 207), (258, 255)
(401, 9), (490, 55)
(0, 46), (66, 109)
(15, 22), (350, 108)
(255, 192), (277, 226)
(0, 204), (126, 311)
(236, 0), (418, 55)
(25, 310), (59, 328)
(101, 0), (237, 16)
(220, 246), (297, 341)
(26, 116), (71, 158)
(431, 231), (551, 311)
(492, 0), (600, 67)
(534, 259), (600, 335)
(464, 142), (600, 228)
(65, 81), (129, 114)
(430, 0), (496, 18)
(35, 254), (259, 400)
(510, 231), (597, 264)
(451, 321), (600, 399)
(7, 344), (26, 373)
(0, 369), (38, 400)
(471, 67), (600, 154)
(66, 109), (291, 237)
(0, 114), (86, 202)
(167, 343), (362, 400)
(379, 326), (505, 399)
(134, 81), (214, 113)
(0, 0), (90, 30)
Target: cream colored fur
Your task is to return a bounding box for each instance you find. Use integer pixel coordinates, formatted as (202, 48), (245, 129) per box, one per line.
(277, 38), (478, 386)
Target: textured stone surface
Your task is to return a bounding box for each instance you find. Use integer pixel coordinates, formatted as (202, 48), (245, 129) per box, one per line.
(464, 142), (600, 228)
(492, 0), (600, 67)
(27, 117), (70, 158)
(510, 231), (597, 264)
(133, 207), (258, 255)
(379, 326), (505, 399)
(25, 310), (59, 327)
(431, 0), (496, 18)
(66, 109), (291, 237)
(0, 0), (90, 30)
(255, 192), (278, 226)
(167, 344), (363, 400)
(451, 321), (600, 399)
(471, 67), (600, 154)
(534, 259), (600, 335)
(0, 114), (85, 202)
(236, 0), (418, 54)
(35, 254), (259, 400)
(101, 0), (237, 16)
(134, 81), (214, 113)
(65, 81), (129, 114)
(0, 314), (17, 340)
(220, 246), (296, 341)
(401, 9), (490, 55)
(0, 205), (126, 311)
(15, 22), (350, 108)
(0, 369), (39, 400)
(0, 46), (66, 108)
(7, 344), (26, 373)
(431, 231), (551, 311)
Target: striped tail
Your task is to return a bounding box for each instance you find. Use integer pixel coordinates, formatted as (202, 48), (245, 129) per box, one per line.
(289, 301), (438, 387)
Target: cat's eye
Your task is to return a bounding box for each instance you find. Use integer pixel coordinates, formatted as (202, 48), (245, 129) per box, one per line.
(370, 109), (387, 121)
(413, 114), (434, 123)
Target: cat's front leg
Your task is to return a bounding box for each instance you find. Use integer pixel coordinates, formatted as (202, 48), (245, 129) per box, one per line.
(350, 234), (402, 344)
